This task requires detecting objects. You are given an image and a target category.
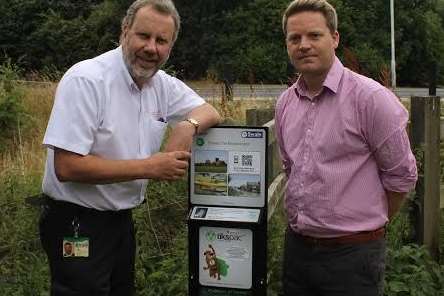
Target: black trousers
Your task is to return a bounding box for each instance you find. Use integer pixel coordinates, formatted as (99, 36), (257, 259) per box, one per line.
(39, 197), (135, 296)
(283, 227), (386, 296)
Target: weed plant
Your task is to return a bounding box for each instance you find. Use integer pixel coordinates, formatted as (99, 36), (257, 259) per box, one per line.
(0, 170), (48, 295)
(0, 60), (28, 152)
(267, 200), (286, 296)
(385, 244), (444, 296)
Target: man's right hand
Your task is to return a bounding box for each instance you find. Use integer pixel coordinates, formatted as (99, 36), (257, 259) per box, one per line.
(54, 148), (190, 184)
(145, 151), (191, 180)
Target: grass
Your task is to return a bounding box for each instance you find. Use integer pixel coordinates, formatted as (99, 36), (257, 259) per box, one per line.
(442, 209), (444, 262)
(0, 81), (282, 295)
(0, 81), (443, 295)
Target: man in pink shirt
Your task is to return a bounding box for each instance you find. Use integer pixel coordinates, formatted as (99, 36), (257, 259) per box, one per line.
(275, 0), (418, 295)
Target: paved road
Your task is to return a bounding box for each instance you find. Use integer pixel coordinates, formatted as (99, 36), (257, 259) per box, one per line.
(14, 80), (444, 100)
(395, 87), (444, 98)
(189, 83), (444, 99)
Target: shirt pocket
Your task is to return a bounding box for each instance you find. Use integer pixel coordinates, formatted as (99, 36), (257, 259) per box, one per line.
(147, 117), (168, 154)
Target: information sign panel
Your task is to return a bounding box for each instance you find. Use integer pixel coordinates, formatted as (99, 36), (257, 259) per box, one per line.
(190, 127), (267, 208)
(188, 126), (268, 296)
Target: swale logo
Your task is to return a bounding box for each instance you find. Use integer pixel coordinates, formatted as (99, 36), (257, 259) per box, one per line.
(196, 137), (205, 146)
(241, 131), (263, 138)
(205, 231), (216, 242)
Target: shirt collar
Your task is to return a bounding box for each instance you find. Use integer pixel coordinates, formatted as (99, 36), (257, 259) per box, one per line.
(294, 56), (344, 98)
(323, 56), (344, 94)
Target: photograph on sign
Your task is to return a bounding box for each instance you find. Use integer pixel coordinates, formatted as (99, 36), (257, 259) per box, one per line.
(195, 150), (228, 173)
(228, 174), (260, 198)
(193, 207), (209, 219)
(190, 128), (266, 208)
(195, 172), (228, 196)
(199, 226), (253, 289)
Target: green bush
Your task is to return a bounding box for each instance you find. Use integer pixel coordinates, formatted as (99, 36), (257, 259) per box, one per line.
(0, 170), (48, 295)
(384, 193), (444, 295)
(384, 244), (444, 296)
(267, 200), (286, 296)
(135, 180), (189, 295)
(0, 60), (27, 147)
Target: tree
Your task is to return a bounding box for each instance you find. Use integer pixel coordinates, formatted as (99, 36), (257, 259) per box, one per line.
(394, 0), (444, 86)
(0, 0), (442, 85)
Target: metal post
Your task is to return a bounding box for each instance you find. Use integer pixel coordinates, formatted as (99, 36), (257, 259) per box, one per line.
(390, 0), (396, 89)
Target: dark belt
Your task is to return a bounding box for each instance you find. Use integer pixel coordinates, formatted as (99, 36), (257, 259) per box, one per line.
(291, 227), (385, 246)
(41, 194), (131, 217)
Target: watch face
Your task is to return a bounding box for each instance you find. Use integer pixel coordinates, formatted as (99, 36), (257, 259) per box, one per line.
(188, 118), (199, 127)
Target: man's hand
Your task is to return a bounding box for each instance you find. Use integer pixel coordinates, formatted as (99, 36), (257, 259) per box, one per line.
(145, 151), (190, 180)
(386, 191), (408, 221)
(54, 148), (190, 184)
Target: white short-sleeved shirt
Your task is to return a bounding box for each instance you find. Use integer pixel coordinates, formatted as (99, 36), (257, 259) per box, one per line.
(42, 46), (205, 210)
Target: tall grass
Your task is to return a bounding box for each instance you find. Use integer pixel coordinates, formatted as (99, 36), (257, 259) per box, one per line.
(0, 79), (284, 295)
(1, 77), (443, 295)
(0, 80), (53, 295)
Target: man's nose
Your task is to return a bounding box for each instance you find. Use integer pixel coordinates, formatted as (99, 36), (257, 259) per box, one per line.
(143, 38), (156, 52)
(299, 36), (311, 51)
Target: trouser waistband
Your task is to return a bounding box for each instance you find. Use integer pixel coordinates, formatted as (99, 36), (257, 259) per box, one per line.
(42, 194), (131, 216)
(290, 226), (385, 246)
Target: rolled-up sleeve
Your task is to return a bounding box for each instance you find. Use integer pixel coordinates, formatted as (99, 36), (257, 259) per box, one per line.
(363, 88), (418, 192)
(374, 127), (418, 192)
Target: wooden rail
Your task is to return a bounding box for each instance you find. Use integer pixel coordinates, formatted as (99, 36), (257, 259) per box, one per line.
(245, 109), (286, 221)
(263, 119), (286, 221)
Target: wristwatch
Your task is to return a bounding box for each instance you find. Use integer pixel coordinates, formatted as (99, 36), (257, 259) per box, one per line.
(185, 118), (200, 134)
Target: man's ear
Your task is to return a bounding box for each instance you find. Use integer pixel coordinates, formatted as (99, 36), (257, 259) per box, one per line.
(120, 25), (129, 43)
(332, 31), (340, 49)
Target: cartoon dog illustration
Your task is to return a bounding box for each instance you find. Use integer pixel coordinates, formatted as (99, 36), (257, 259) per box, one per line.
(203, 244), (220, 280)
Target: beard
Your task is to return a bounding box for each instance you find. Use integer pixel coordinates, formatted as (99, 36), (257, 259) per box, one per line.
(123, 49), (157, 82)
(122, 42), (169, 84)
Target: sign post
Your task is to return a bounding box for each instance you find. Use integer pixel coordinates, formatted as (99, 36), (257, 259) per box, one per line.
(188, 126), (268, 296)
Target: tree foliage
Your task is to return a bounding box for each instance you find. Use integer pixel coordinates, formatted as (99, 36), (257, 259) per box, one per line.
(0, 59), (27, 148)
(0, 0), (443, 85)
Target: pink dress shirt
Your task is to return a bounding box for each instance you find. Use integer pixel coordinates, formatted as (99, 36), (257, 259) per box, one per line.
(275, 57), (417, 238)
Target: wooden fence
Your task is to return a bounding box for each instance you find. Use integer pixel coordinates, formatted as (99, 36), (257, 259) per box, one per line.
(410, 96), (441, 260)
(245, 109), (286, 221)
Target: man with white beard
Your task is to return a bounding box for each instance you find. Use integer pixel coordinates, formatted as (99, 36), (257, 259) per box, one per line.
(39, 1), (221, 295)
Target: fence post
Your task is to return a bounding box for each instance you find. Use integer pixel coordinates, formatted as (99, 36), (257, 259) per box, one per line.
(246, 108), (274, 127)
(410, 96), (441, 260)
(245, 108), (285, 220)
(246, 109), (258, 126)
(246, 108), (278, 180)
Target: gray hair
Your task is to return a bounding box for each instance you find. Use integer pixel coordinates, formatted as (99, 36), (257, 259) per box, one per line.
(282, 0), (337, 36)
(121, 0), (180, 43)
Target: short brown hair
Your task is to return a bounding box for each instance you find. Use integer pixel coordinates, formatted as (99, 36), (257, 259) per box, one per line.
(121, 0), (180, 43)
(282, 0), (337, 35)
